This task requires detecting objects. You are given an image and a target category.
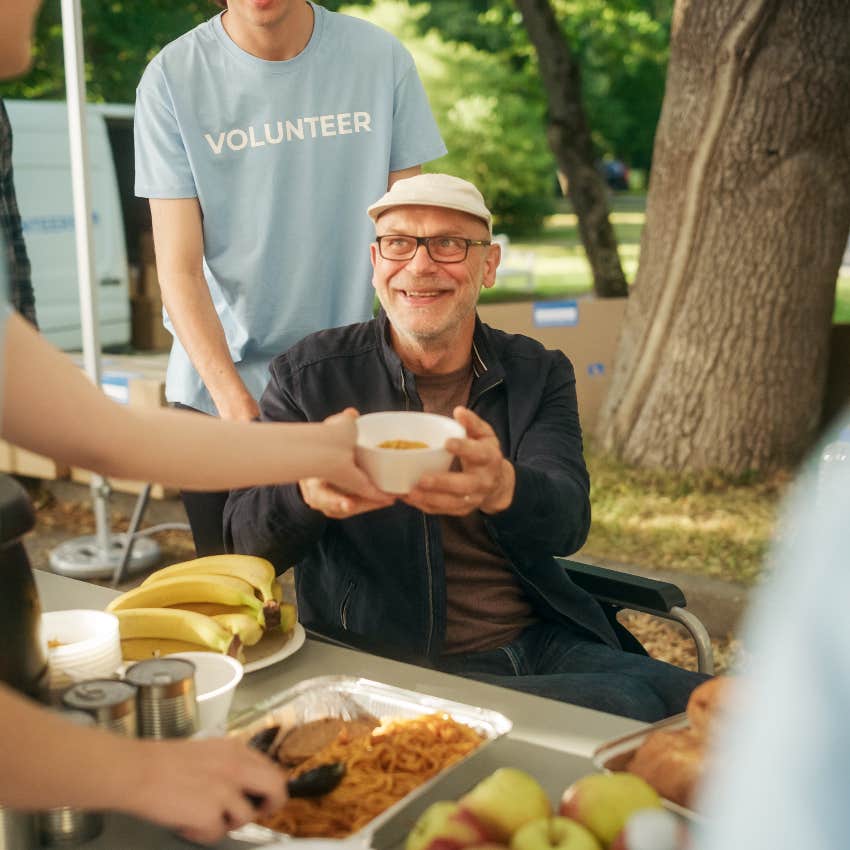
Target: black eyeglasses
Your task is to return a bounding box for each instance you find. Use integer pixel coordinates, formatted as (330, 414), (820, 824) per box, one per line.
(376, 234), (492, 264)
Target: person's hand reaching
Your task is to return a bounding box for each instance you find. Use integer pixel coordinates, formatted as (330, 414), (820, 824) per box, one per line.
(402, 406), (515, 516)
(301, 408), (395, 517)
(124, 736), (288, 845)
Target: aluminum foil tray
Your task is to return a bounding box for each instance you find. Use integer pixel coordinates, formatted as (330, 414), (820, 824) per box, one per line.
(591, 712), (702, 822)
(227, 675), (512, 845)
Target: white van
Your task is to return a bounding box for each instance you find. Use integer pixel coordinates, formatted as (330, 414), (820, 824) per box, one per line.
(5, 100), (141, 350)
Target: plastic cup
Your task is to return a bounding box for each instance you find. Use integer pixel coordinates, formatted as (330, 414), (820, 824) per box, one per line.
(168, 652), (243, 731)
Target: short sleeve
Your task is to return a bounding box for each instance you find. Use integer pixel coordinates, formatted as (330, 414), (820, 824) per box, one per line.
(388, 47), (447, 173)
(134, 63), (198, 199)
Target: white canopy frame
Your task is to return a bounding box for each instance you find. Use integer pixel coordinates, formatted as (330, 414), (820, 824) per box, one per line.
(48, 0), (163, 579)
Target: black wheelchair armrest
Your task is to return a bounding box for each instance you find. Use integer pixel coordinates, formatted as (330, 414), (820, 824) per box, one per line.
(559, 557), (715, 674)
(558, 557), (685, 615)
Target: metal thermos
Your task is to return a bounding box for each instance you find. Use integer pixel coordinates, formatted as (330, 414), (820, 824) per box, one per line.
(0, 476), (48, 701)
(125, 658), (198, 739)
(0, 476), (47, 849)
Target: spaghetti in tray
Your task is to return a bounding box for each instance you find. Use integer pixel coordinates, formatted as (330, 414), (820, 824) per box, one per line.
(259, 712), (484, 838)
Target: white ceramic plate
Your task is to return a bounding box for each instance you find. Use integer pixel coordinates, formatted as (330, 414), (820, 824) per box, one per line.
(242, 622), (306, 674)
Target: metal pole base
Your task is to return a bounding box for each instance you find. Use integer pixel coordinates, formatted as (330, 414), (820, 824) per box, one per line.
(49, 534), (160, 581)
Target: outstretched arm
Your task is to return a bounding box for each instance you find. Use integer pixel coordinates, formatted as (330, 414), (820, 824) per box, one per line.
(0, 684), (287, 845)
(1, 312), (375, 496)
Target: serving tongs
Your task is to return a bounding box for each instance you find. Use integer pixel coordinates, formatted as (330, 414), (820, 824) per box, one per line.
(248, 725), (347, 798)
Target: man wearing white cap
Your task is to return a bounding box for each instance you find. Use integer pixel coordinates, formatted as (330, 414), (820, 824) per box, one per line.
(226, 174), (708, 721)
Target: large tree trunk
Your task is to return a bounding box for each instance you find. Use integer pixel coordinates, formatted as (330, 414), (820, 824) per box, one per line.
(514, 0), (628, 298)
(596, 0), (850, 472)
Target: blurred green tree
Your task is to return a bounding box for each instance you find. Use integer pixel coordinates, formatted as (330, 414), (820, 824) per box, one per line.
(342, 1), (556, 234)
(0, 2), (211, 102)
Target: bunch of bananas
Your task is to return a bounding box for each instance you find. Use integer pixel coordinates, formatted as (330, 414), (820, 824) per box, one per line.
(106, 555), (296, 663)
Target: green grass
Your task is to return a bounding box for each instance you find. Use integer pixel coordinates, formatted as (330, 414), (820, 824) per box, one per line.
(487, 195), (850, 324)
(579, 443), (790, 586)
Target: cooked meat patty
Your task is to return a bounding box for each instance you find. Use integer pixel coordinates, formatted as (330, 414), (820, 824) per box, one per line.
(277, 715), (379, 766)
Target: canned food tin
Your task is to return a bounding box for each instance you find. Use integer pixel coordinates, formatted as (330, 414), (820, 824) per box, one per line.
(0, 807), (35, 850)
(61, 678), (138, 737)
(125, 658), (198, 739)
(38, 709), (103, 846)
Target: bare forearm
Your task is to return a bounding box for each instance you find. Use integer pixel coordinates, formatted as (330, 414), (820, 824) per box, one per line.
(149, 196), (256, 420)
(1, 314), (360, 490)
(0, 686), (142, 811)
(159, 270), (256, 419)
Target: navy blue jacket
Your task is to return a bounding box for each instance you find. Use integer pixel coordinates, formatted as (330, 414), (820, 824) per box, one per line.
(224, 312), (622, 661)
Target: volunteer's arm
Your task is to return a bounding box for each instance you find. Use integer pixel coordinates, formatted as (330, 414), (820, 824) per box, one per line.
(149, 197), (259, 421)
(0, 313), (377, 496)
(0, 684), (286, 845)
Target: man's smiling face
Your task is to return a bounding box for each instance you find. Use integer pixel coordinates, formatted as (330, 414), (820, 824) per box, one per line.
(370, 205), (499, 350)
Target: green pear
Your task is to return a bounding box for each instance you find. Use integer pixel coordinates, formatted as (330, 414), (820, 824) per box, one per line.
(559, 773), (661, 847)
(460, 768), (552, 842)
(510, 816), (602, 850)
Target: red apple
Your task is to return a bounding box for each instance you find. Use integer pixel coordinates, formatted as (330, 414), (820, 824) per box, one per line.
(459, 768), (552, 842)
(559, 773), (661, 847)
(510, 816), (602, 850)
(406, 801), (492, 850)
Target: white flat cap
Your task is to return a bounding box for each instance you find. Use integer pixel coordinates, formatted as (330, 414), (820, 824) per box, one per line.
(367, 173), (492, 236)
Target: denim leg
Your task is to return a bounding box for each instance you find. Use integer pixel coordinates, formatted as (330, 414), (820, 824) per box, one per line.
(436, 621), (709, 722)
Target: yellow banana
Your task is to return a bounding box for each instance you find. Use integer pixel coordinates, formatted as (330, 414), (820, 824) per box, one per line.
(279, 602), (297, 634)
(272, 580), (284, 603)
(142, 555), (276, 601)
(114, 607), (243, 659)
(172, 601), (265, 628)
(213, 613), (264, 647)
(121, 637), (217, 661)
(107, 574), (263, 615)
(140, 555), (282, 630)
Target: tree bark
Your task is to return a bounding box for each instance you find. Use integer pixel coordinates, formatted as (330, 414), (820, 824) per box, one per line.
(514, 0), (629, 298)
(596, 0), (850, 472)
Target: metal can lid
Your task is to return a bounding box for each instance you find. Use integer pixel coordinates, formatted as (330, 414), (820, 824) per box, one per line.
(54, 708), (97, 728)
(61, 679), (137, 712)
(125, 658), (196, 689)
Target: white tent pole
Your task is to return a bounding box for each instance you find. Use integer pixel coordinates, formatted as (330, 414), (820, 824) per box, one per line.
(60, 0), (110, 554)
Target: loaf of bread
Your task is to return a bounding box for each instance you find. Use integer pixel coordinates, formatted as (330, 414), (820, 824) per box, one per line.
(627, 728), (706, 807)
(626, 676), (729, 809)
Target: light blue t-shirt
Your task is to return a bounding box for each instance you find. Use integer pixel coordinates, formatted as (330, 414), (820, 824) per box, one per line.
(134, 3), (446, 414)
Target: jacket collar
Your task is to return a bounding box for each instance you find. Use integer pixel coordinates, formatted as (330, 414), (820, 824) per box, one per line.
(373, 309), (506, 392)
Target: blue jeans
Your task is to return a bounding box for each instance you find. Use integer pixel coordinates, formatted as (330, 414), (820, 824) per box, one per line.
(436, 621), (709, 722)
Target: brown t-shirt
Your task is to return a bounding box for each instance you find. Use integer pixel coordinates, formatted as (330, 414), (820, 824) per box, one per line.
(414, 363), (536, 656)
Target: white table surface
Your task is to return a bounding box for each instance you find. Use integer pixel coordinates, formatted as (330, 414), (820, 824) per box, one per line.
(33, 568), (644, 849)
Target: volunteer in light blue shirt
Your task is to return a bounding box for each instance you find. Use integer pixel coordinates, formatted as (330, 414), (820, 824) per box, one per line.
(134, 0), (446, 419)
(134, 0), (446, 554)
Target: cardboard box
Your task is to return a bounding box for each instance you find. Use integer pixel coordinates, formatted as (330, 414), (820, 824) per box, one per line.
(131, 295), (172, 351)
(0, 439), (16, 474)
(476, 297), (627, 431)
(138, 262), (161, 300)
(13, 448), (70, 480)
(0, 438), (69, 479)
(69, 356), (174, 499)
(139, 229), (156, 264)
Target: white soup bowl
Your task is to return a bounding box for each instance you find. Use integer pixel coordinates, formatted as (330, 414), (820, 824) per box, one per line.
(355, 411), (466, 494)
